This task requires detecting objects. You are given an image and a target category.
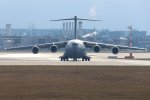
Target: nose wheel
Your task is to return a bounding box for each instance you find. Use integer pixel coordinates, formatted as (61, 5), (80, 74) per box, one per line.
(73, 58), (78, 61)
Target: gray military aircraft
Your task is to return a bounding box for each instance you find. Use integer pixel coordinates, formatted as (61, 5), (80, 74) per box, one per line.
(6, 16), (145, 61)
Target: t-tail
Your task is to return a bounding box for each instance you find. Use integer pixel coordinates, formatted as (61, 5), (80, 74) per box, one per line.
(50, 16), (101, 39)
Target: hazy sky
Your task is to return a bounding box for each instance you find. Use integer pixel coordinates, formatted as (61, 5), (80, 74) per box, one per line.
(0, 0), (150, 33)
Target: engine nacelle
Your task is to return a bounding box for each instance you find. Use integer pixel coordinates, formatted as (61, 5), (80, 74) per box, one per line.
(112, 46), (119, 54)
(50, 45), (58, 53)
(32, 46), (39, 54)
(93, 45), (101, 53)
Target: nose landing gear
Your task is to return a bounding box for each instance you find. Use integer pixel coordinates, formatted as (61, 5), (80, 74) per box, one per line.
(73, 58), (78, 61)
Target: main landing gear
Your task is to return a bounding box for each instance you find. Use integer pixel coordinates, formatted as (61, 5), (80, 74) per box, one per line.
(59, 56), (69, 61)
(82, 56), (91, 61)
(59, 56), (91, 61)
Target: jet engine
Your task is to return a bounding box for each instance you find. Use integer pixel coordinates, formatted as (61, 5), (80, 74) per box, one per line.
(112, 46), (119, 54)
(50, 45), (58, 53)
(32, 46), (39, 54)
(93, 45), (101, 53)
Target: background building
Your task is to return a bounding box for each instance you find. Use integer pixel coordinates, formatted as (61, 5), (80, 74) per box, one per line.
(0, 34), (4, 50)
(6, 24), (12, 36)
(0, 24), (148, 50)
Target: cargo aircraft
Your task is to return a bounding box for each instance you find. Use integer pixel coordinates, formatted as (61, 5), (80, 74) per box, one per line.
(6, 16), (145, 61)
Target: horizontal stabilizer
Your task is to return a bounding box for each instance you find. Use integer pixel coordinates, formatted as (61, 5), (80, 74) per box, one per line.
(50, 18), (74, 21)
(50, 16), (101, 39)
(77, 18), (101, 21)
(50, 16), (101, 22)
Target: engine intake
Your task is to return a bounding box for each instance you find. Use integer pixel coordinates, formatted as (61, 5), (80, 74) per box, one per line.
(93, 45), (101, 53)
(32, 46), (39, 54)
(112, 46), (119, 54)
(50, 45), (57, 53)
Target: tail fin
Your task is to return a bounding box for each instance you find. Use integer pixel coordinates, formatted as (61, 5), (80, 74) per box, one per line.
(50, 16), (101, 39)
(0, 34), (5, 51)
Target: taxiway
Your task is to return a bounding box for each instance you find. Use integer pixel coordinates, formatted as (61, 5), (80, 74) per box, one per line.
(0, 52), (150, 66)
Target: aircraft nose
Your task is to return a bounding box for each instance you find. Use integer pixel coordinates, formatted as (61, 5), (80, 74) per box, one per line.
(72, 43), (78, 46)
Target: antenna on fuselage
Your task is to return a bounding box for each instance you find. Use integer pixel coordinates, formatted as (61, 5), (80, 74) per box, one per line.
(50, 16), (101, 39)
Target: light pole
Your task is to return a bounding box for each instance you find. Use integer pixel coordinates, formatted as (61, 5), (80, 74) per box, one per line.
(125, 26), (134, 59)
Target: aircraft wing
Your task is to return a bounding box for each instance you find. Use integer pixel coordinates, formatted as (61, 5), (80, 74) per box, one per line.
(84, 41), (145, 50)
(6, 41), (68, 50)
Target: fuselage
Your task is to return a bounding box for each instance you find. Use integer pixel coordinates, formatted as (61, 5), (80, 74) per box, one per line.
(64, 39), (86, 58)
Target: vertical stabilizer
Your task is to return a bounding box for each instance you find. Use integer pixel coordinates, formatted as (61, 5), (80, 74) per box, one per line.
(50, 16), (101, 40)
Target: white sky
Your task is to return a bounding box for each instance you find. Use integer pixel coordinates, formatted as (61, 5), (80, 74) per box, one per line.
(0, 0), (149, 33)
